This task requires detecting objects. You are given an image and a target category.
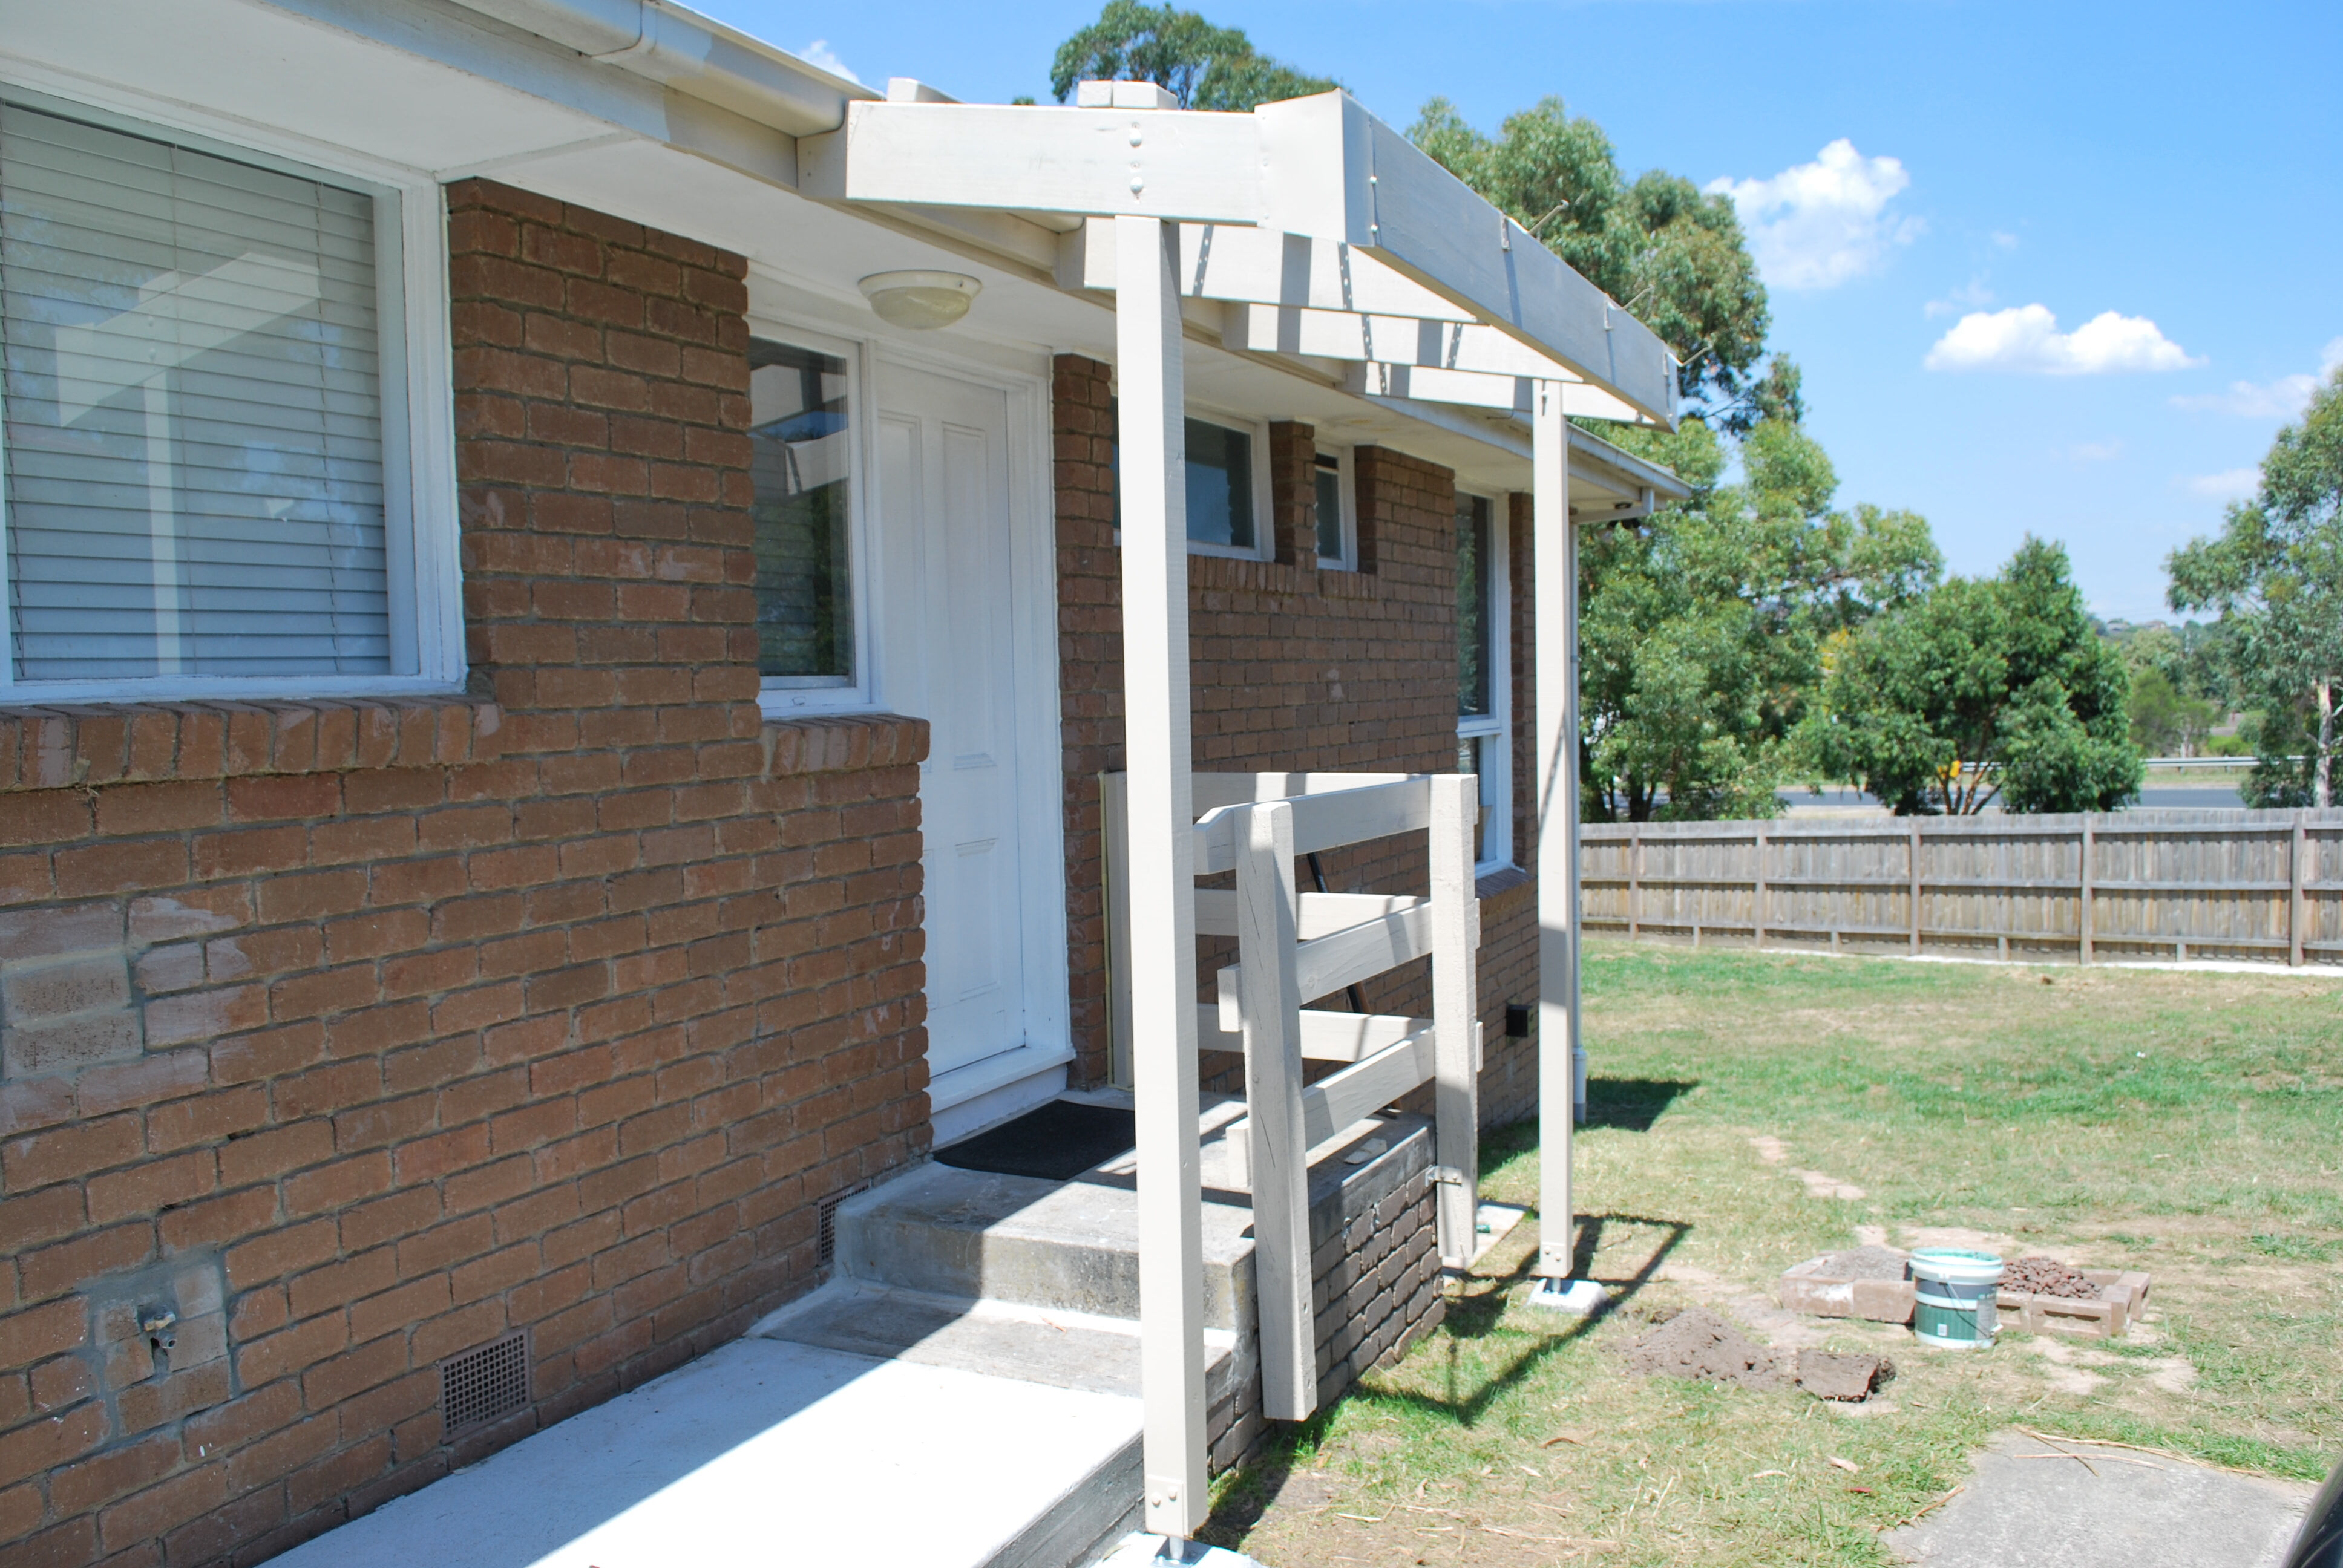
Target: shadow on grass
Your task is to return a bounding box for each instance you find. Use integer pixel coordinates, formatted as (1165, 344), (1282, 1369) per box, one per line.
(1200, 1207), (1693, 1546)
(1584, 1076), (1699, 1132)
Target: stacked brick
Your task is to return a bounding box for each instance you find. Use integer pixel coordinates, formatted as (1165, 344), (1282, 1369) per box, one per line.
(0, 185), (929, 1568)
(1051, 355), (1545, 1120)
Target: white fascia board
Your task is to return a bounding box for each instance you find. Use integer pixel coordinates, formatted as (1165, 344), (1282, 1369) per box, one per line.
(1570, 422), (1688, 502)
(437, 0), (873, 136)
(801, 102), (1267, 225)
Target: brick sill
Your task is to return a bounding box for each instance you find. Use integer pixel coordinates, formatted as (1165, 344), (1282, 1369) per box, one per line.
(0, 695), (502, 793)
(1476, 864), (1532, 912)
(763, 712), (930, 774)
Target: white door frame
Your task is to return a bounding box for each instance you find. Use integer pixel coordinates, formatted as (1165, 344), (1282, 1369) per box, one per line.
(868, 340), (1072, 1138)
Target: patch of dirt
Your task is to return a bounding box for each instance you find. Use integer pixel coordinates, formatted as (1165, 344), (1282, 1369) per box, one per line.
(2025, 1335), (2107, 1394)
(1625, 1308), (1894, 1401)
(1749, 1134), (1788, 1165)
(1626, 1307), (1792, 1391)
(1788, 1166), (1867, 1200)
(1899, 1224), (2022, 1253)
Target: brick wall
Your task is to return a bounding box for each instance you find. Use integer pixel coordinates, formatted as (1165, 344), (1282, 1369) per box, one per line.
(1052, 355), (1544, 1117)
(0, 183), (929, 1568)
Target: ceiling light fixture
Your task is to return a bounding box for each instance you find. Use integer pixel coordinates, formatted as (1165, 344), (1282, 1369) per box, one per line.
(857, 270), (981, 330)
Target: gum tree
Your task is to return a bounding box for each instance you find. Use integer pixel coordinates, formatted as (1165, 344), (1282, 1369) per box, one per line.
(2168, 368), (2343, 807)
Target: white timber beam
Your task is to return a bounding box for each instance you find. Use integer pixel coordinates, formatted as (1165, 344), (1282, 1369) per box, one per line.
(799, 91), (1678, 427)
(1532, 380), (1584, 1281)
(1116, 215), (1209, 1540)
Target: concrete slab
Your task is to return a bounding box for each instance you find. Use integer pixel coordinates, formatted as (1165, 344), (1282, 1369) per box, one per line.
(1884, 1430), (2313, 1568)
(270, 1336), (1141, 1568)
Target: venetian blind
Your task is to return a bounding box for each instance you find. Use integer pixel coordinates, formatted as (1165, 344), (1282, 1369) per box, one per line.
(0, 100), (393, 682)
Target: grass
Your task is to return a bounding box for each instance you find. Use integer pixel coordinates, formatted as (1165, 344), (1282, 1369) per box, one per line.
(1200, 941), (2343, 1566)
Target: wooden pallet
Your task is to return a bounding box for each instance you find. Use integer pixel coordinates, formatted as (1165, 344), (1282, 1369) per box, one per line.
(1996, 1270), (2152, 1338)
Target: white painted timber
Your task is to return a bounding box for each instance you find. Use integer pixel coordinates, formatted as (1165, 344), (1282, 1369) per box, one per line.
(266, 1336), (1139, 1568)
(1429, 773), (1480, 1270)
(1214, 901), (1434, 1032)
(1532, 382), (1581, 1279)
(1237, 802), (1315, 1421)
(1190, 770), (1417, 811)
(1194, 776), (1432, 874)
(799, 102), (1265, 224)
(1192, 889), (1423, 941)
(1115, 215), (1208, 1539)
(1299, 1026), (1436, 1146)
(1194, 1005), (1434, 1063)
(1340, 361), (1650, 425)
(1252, 94), (1677, 426)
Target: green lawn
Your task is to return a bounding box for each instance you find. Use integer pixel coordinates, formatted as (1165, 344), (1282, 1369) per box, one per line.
(1204, 941), (2343, 1566)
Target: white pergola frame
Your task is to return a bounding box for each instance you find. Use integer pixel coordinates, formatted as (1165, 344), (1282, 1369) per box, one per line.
(805, 79), (1671, 1541)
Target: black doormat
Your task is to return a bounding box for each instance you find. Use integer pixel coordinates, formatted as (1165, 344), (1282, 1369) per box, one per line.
(935, 1100), (1136, 1183)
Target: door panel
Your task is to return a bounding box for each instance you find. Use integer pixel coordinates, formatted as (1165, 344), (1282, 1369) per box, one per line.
(877, 366), (1025, 1082)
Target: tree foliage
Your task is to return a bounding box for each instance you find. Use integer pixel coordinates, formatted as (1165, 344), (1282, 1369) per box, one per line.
(1409, 98), (1770, 420)
(2168, 367), (2343, 807)
(1048, 2), (1335, 111)
(1579, 407), (1939, 820)
(1804, 538), (2141, 814)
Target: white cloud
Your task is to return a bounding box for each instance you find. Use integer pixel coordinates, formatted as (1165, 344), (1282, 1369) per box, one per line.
(2066, 439), (2124, 463)
(1707, 140), (1923, 290)
(2180, 468), (2260, 501)
(1923, 304), (2201, 374)
(2169, 336), (2343, 417)
(797, 38), (860, 83)
(1990, 230), (2020, 250)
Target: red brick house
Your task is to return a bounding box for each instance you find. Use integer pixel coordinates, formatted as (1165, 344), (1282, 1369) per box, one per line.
(0, 4), (1682, 1563)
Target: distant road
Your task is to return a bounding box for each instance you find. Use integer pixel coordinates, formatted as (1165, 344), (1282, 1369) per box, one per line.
(1774, 780), (2248, 815)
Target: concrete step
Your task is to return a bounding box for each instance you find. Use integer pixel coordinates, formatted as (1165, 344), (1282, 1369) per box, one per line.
(836, 1098), (1261, 1331)
(752, 1281), (1243, 1409)
(834, 1163), (1260, 1333)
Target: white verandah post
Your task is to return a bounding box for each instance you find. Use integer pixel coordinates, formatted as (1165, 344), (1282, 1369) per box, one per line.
(1532, 382), (1584, 1282)
(1116, 214), (1210, 1538)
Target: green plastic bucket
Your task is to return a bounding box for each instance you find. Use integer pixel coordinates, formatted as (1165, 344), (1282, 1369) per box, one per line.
(1910, 1248), (2003, 1348)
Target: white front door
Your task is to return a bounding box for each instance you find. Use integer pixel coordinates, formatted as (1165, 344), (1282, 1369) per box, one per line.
(875, 362), (1033, 1090)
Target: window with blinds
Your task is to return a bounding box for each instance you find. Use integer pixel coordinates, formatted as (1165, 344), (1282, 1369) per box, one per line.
(0, 98), (402, 684)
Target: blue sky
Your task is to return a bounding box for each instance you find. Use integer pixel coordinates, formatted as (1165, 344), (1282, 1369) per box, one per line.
(698, 0), (2342, 622)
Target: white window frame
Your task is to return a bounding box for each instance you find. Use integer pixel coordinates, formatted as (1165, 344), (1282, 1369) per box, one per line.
(742, 314), (876, 717)
(1313, 443), (1358, 570)
(1110, 389), (1276, 563)
(1456, 490), (1513, 874)
(0, 73), (462, 707)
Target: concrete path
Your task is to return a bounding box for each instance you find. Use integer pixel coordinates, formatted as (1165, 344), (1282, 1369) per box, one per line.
(1884, 1430), (2313, 1568)
(271, 1335), (1141, 1568)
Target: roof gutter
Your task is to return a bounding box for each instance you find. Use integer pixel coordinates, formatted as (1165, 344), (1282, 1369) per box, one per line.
(441, 0), (874, 137)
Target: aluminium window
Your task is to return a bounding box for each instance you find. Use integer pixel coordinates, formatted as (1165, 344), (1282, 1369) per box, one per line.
(1312, 445), (1355, 569)
(1455, 491), (1513, 872)
(1109, 402), (1274, 561)
(750, 338), (855, 690)
(0, 90), (457, 701)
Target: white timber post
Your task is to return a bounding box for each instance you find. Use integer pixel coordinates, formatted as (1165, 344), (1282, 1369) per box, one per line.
(1237, 800), (1313, 1420)
(1531, 379), (1585, 1284)
(1116, 213), (1208, 1538)
(1430, 774), (1481, 1270)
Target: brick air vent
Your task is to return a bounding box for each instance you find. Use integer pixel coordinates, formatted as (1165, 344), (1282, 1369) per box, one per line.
(816, 1181), (871, 1268)
(441, 1331), (529, 1437)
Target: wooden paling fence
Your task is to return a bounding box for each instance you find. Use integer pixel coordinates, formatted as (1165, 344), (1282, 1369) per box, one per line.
(1582, 809), (2343, 967)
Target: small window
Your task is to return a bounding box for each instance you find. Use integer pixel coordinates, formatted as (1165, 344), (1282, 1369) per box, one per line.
(0, 96), (443, 693)
(1313, 446), (1355, 569)
(1455, 492), (1511, 871)
(1109, 402), (1271, 560)
(750, 339), (853, 687)
(1181, 416), (1254, 552)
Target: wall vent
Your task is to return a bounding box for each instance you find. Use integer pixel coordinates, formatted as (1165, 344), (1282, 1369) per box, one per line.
(816, 1181), (871, 1268)
(441, 1331), (529, 1437)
